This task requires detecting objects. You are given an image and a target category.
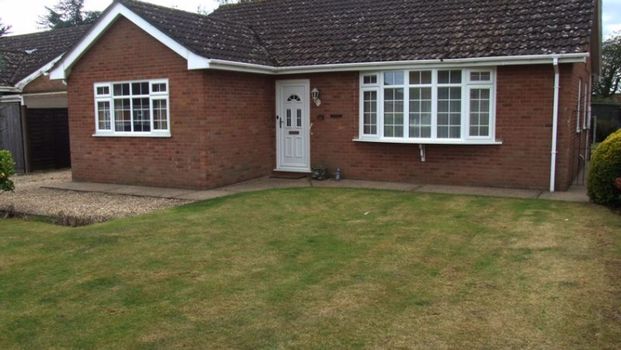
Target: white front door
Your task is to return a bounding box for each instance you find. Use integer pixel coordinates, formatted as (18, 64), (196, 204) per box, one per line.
(276, 80), (310, 172)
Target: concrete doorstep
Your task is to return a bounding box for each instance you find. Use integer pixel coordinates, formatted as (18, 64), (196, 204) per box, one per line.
(44, 176), (590, 203)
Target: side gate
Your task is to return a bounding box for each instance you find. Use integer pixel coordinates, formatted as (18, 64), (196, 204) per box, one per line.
(0, 102), (25, 173)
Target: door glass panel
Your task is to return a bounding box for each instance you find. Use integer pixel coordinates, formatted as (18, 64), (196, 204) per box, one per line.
(286, 109), (292, 127)
(296, 109), (302, 127)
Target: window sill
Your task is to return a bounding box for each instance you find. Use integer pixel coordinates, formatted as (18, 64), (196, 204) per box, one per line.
(353, 137), (503, 145)
(93, 132), (171, 138)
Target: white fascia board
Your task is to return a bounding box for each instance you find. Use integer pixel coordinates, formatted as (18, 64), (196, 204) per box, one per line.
(207, 52), (589, 75)
(15, 54), (64, 90)
(49, 2), (211, 80)
(0, 86), (21, 93)
(0, 95), (24, 104)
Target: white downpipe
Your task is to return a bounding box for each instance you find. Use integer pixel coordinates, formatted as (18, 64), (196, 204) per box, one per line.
(550, 57), (560, 192)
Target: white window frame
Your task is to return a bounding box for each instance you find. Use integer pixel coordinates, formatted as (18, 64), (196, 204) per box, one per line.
(93, 79), (170, 137)
(357, 68), (499, 145)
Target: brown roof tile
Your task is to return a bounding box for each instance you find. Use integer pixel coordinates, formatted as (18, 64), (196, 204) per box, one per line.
(0, 25), (91, 86)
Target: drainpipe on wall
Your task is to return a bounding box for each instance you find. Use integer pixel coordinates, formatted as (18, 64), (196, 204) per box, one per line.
(585, 75), (592, 161)
(549, 57), (560, 192)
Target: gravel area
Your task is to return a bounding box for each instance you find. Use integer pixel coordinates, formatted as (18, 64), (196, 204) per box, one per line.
(0, 170), (189, 224)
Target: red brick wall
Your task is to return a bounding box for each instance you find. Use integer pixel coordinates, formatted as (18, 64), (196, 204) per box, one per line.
(558, 61), (591, 190)
(67, 18), (274, 189)
(202, 70), (274, 188)
(305, 64), (583, 190)
(67, 17), (585, 191)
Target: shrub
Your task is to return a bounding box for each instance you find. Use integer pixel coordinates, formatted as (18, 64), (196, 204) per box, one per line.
(0, 149), (15, 193)
(588, 129), (621, 206)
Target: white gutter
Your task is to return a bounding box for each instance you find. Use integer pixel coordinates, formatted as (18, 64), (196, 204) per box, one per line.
(206, 53), (589, 75)
(549, 57), (560, 192)
(21, 91), (67, 97)
(0, 94), (24, 105)
(0, 86), (21, 93)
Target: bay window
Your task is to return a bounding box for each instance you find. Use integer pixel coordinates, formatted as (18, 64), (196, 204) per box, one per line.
(359, 68), (497, 144)
(94, 79), (170, 137)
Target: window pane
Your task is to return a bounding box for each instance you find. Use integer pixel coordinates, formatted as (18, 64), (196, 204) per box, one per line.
(469, 88), (491, 137)
(114, 99), (131, 131)
(437, 86), (461, 139)
(296, 108), (302, 127)
(363, 75), (377, 85)
(438, 70), (461, 84)
(113, 83), (130, 96)
(97, 101), (111, 130)
(286, 108), (291, 127)
(132, 98), (151, 132)
(450, 70), (461, 83)
(151, 83), (167, 93)
(152, 99), (168, 130)
(132, 82), (149, 95)
(96, 86), (109, 96)
(470, 71), (491, 82)
(363, 90), (377, 135)
(384, 87), (404, 137)
(409, 87), (432, 138)
(384, 71), (404, 85)
(409, 70), (432, 85)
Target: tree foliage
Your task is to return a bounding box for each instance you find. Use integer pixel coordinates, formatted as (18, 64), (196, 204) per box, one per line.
(0, 150), (15, 193)
(38, 0), (100, 30)
(594, 34), (621, 98)
(588, 129), (621, 206)
(0, 18), (11, 37)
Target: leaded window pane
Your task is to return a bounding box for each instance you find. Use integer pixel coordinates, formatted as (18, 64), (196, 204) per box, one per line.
(384, 87), (404, 137)
(97, 101), (111, 130)
(114, 98), (131, 131)
(363, 90), (377, 135)
(132, 98), (151, 132)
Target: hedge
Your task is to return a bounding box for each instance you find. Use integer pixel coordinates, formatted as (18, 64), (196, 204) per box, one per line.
(587, 129), (621, 206)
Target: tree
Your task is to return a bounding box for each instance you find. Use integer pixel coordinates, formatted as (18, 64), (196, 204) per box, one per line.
(38, 0), (100, 30)
(0, 18), (11, 37)
(0, 150), (15, 193)
(594, 34), (621, 98)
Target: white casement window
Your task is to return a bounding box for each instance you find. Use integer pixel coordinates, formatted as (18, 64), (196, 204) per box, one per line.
(358, 68), (498, 144)
(94, 79), (170, 137)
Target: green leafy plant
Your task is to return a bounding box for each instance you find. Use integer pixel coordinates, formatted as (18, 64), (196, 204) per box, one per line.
(0, 150), (16, 193)
(588, 129), (621, 206)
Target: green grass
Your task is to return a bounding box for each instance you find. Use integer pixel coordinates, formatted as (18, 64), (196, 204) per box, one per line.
(1, 188), (620, 349)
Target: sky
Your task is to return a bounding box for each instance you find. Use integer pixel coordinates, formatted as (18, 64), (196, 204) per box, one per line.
(0, 0), (620, 38)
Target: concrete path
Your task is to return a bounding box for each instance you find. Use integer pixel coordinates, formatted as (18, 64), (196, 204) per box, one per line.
(44, 176), (590, 203)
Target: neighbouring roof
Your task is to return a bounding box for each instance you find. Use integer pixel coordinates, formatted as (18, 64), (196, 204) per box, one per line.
(0, 25), (91, 86)
(120, 0), (596, 67)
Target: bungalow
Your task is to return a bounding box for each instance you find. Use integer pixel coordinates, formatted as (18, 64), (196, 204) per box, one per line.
(48, 0), (601, 191)
(0, 25), (90, 173)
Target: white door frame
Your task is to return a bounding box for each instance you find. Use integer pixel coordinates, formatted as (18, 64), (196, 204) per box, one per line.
(275, 79), (311, 172)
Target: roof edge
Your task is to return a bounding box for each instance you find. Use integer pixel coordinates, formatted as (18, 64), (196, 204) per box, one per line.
(49, 1), (210, 80)
(206, 53), (590, 75)
(13, 54), (64, 90)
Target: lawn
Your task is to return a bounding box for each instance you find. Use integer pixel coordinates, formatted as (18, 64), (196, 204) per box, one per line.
(0, 188), (620, 349)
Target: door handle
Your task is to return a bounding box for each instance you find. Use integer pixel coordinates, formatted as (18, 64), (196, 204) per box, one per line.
(277, 115), (282, 128)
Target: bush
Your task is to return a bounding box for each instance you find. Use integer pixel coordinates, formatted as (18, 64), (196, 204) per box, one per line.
(0, 149), (15, 193)
(588, 129), (621, 206)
